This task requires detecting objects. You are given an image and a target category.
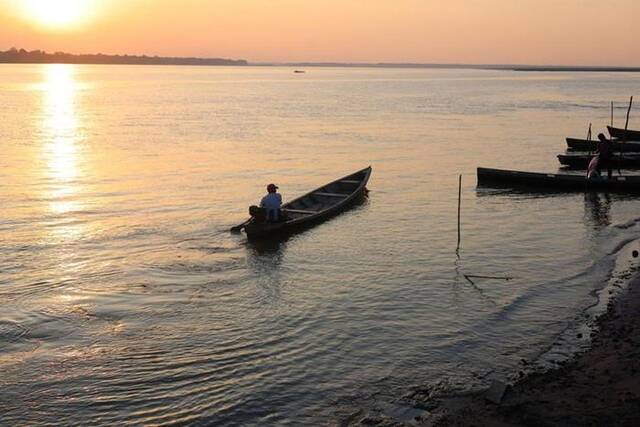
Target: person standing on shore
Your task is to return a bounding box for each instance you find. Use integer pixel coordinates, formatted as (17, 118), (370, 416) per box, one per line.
(596, 133), (613, 179)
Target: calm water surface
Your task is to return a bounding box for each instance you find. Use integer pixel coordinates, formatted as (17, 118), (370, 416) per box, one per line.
(2, 65), (640, 425)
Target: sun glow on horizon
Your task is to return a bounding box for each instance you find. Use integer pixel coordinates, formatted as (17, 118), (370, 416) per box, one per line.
(3, 0), (639, 65)
(21, 0), (96, 29)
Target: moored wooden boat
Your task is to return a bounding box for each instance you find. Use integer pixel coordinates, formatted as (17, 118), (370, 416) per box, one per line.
(607, 126), (640, 141)
(558, 153), (640, 169)
(242, 166), (372, 239)
(565, 137), (640, 152)
(477, 167), (640, 192)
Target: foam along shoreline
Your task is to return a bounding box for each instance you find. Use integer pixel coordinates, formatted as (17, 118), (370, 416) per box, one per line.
(417, 243), (640, 426)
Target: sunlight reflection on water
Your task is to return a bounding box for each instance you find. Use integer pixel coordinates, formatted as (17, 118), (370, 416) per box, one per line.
(45, 66), (77, 155)
(43, 66), (79, 190)
(40, 64), (86, 239)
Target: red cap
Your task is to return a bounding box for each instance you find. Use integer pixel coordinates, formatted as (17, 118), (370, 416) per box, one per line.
(267, 183), (278, 192)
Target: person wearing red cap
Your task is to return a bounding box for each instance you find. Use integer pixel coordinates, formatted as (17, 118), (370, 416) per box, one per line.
(260, 183), (282, 222)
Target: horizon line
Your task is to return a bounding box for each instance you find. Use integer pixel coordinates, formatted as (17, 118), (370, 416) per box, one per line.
(2, 47), (640, 71)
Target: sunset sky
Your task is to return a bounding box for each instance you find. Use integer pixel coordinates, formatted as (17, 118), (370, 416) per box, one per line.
(1, 0), (639, 65)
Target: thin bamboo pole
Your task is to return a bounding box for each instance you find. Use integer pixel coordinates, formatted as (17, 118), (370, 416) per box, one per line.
(456, 174), (462, 252)
(624, 96), (633, 132)
(619, 96), (633, 176)
(611, 101), (614, 127)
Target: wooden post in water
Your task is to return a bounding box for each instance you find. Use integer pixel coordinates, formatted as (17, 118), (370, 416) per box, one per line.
(619, 96), (633, 176)
(456, 174), (462, 252)
(623, 96), (633, 132)
(611, 101), (614, 127)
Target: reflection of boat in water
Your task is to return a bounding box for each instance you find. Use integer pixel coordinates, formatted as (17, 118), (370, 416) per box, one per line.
(243, 166), (372, 239)
(294, 70), (306, 73)
(477, 167), (640, 192)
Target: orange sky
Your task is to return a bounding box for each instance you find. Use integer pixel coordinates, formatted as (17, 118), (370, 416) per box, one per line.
(1, 0), (639, 65)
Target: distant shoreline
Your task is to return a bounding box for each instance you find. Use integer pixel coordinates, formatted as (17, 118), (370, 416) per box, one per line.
(0, 48), (247, 66)
(2, 48), (640, 71)
(511, 66), (640, 72)
(258, 63), (640, 72)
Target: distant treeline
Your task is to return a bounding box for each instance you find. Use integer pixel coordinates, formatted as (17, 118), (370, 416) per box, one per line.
(0, 48), (248, 66)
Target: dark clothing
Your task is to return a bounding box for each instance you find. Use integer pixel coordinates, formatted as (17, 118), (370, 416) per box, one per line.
(596, 157), (613, 179)
(596, 137), (614, 179)
(249, 205), (267, 222)
(597, 138), (613, 160)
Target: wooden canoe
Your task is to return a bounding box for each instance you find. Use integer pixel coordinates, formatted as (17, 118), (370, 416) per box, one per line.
(607, 126), (640, 141)
(243, 166), (372, 239)
(558, 153), (640, 169)
(565, 137), (640, 152)
(477, 167), (640, 192)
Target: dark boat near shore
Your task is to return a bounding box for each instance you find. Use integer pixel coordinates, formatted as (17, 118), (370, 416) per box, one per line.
(477, 167), (640, 192)
(243, 166), (372, 239)
(608, 126), (640, 141)
(566, 137), (640, 152)
(558, 153), (640, 169)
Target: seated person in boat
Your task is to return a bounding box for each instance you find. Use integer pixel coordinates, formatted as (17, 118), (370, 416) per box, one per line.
(595, 133), (613, 179)
(249, 183), (282, 222)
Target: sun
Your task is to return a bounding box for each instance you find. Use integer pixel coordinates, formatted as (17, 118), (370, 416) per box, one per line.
(21, 0), (96, 28)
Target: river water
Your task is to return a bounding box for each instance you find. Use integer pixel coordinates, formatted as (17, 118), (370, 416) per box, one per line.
(2, 64), (640, 425)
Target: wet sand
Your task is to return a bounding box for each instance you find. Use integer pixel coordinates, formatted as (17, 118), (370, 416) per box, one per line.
(350, 269), (640, 426)
(418, 271), (640, 427)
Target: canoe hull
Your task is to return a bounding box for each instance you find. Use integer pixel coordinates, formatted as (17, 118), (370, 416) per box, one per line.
(477, 167), (640, 192)
(243, 166), (372, 239)
(558, 153), (640, 169)
(608, 126), (640, 141)
(566, 137), (640, 152)
(244, 191), (367, 239)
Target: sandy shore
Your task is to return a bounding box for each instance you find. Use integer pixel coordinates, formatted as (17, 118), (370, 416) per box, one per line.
(351, 269), (640, 426)
(418, 271), (640, 427)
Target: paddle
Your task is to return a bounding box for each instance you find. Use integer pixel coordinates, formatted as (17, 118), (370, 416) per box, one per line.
(618, 96), (634, 176)
(230, 218), (251, 233)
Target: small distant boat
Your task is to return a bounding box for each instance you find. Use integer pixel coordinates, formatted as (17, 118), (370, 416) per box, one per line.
(477, 167), (640, 192)
(294, 70), (306, 73)
(608, 126), (640, 141)
(558, 153), (640, 169)
(242, 166), (372, 239)
(566, 137), (640, 152)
